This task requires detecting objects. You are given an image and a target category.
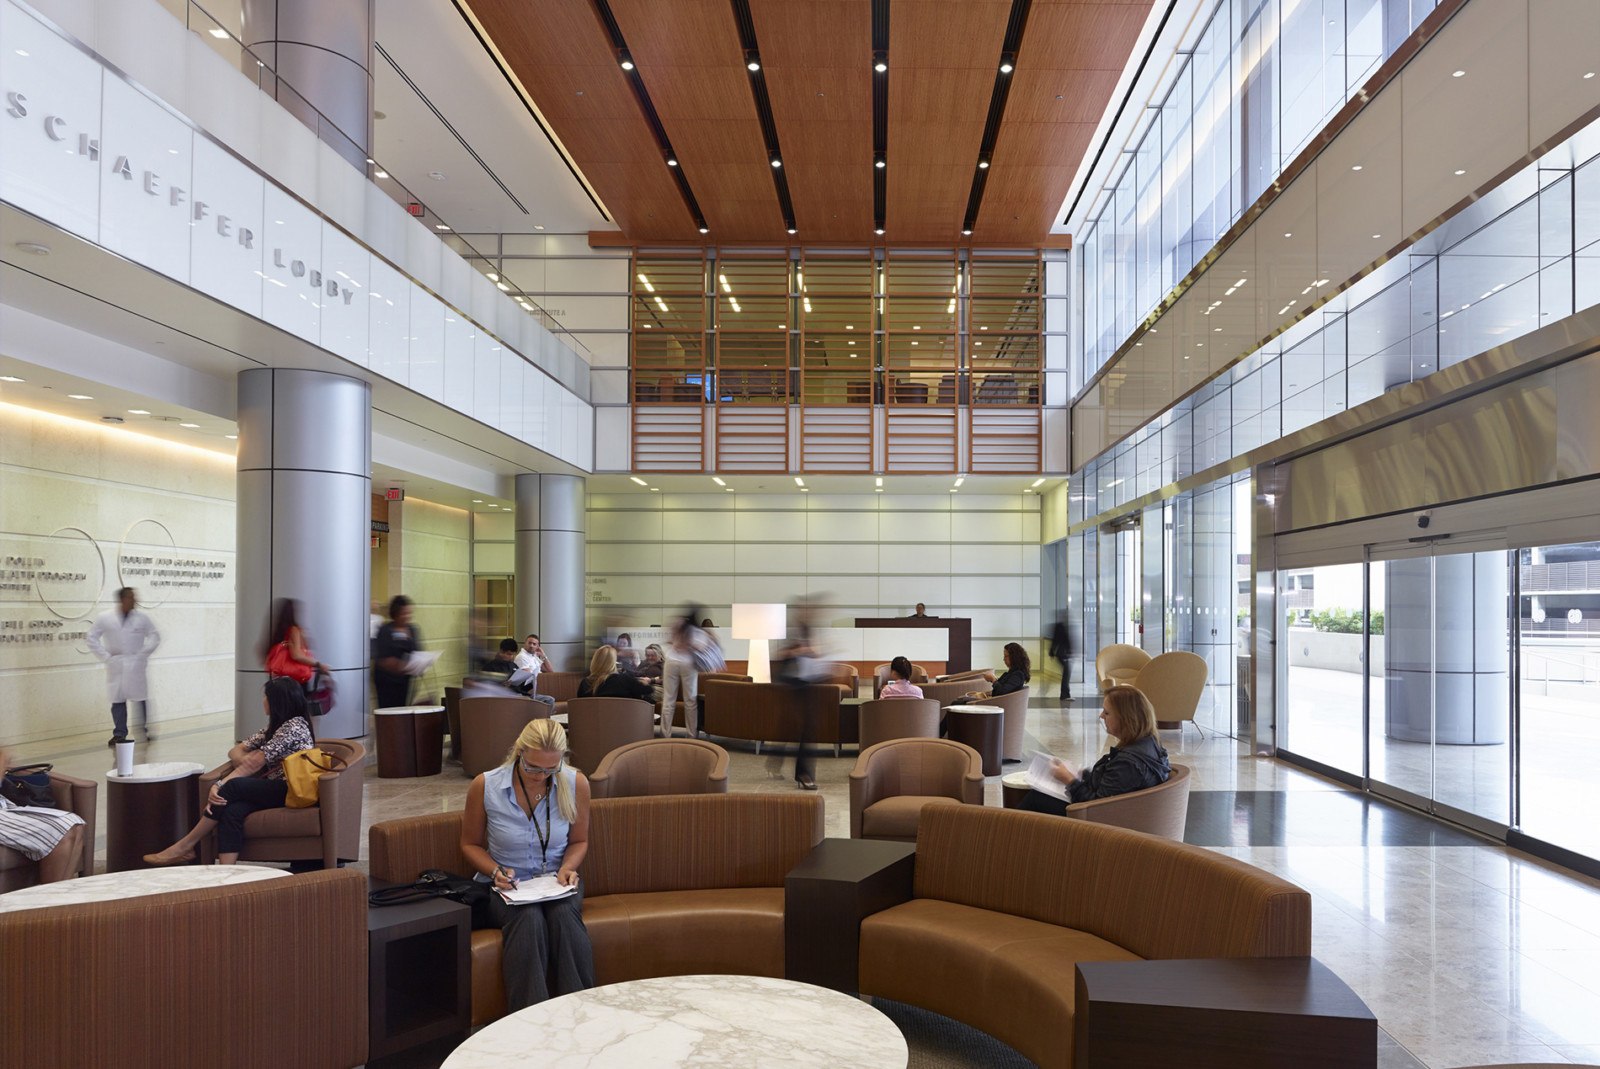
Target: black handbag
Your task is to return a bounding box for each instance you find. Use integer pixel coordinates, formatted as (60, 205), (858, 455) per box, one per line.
(369, 868), (494, 928)
(1, 763), (57, 808)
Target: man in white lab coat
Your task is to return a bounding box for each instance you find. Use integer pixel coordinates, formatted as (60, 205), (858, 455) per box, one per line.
(85, 587), (162, 746)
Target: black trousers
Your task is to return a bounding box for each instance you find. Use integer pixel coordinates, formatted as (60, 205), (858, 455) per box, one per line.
(374, 671), (411, 710)
(206, 777), (288, 853)
(1018, 788), (1070, 817)
(1055, 657), (1071, 700)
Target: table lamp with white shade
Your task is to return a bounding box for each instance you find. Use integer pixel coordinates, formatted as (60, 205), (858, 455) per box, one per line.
(732, 603), (787, 684)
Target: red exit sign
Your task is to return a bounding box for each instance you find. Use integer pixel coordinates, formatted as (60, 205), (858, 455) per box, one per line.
(384, 487), (405, 501)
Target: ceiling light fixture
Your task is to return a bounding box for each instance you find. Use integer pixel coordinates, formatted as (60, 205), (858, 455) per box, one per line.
(67, 394), (93, 400)
(1452, 69), (1465, 78)
(954, 476), (965, 487)
(435, 223), (451, 231)
(874, 60), (887, 73)
(428, 171), (446, 181)
(127, 409), (150, 415)
(747, 60), (761, 72)
(487, 272), (499, 282)
(875, 159), (886, 169)
(667, 157), (678, 167)
(1372, 233), (1382, 239)
(699, 227), (710, 235)
(1454, 168), (1466, 176)
(224, 434), (238, 440)
(794, 477), (805, 487)
(179, 422), (200, 428)
(787, 228), (797, 235)
(1283, 232), (1292, 238)
(1586, 72), (1596, 79)
(875, 477), (883, 487)
(208, 27), (229, 39)
(620, 57), (635, 71)
(1030, 478), (1046, 488)
(875, 228), (885, 236)
(978, 160), (990, 169)
(1351, 164), (1363, 171)
(14, 241), (49, 255)
(0, 375), (25, 382)
(712, 477), (726, 486)
(771, 158), (782, 168)
(999, 61), (1013, 74)
(630, 476), (648, 486)
(374, 170), (388, 179)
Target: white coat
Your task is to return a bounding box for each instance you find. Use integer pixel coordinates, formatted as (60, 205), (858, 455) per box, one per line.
(85, 608), (161, 702)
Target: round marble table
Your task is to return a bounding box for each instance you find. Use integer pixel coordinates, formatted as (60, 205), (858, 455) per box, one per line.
(1001, 770), (1032, 809)
(104, 760), (206, 872)
(374, 705), (446, 778)
(441, 974), (908, 1068)
(0, 864), (285, 913)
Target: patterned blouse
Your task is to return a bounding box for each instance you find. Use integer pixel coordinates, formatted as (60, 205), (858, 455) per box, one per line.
(240, 716), (315, 781)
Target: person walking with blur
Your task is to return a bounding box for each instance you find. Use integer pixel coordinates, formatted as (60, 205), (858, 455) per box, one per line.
(86, 587), (161, 746)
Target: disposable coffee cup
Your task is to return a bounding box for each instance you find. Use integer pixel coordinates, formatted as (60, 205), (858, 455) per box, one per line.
(114, 740), (135, 777)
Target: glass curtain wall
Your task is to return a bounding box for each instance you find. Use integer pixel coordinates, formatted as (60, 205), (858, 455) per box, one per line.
(1070, 0), (1442, 393)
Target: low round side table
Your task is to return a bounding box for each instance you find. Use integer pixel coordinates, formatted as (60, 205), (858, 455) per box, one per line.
(1001, 770), (1031, 808)
(105, 761), (205, 872)
(945, 705), (1003, 776)
(374, 705), (446, 778)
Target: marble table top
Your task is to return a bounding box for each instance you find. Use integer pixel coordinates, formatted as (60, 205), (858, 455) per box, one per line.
(105, 760), (205, 783)
(1001, 770), (1032, 788)
(944, 704), (1001, 715)
(0, 865), (287, 913)
(441, 974), (908, 1068)
(374, 705), (445, 716)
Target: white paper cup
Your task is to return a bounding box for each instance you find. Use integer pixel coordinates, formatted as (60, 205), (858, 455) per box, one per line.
(114, 740), (135, 777)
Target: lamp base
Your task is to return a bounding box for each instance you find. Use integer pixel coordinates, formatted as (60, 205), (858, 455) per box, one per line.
(747, 638), (772, 684)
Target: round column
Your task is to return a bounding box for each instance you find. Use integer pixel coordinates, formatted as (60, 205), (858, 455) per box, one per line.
(242, 0), (373, 168)
(515, 473), (586, 673)
(237, 368), (371, 738)
(1384, 554), (1508, 745)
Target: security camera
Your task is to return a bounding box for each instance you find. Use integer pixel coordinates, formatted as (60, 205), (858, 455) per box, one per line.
(1417, 513), (1431, 530)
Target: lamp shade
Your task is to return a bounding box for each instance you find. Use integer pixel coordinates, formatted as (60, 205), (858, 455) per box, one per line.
(732, 602), (787, 641)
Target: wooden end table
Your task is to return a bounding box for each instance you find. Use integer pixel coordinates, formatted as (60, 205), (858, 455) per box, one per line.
(945, 705), (1003, 775)
(374, 705), (446, 778)
(785, 837), (916, 994)
(1073, 957), (1376, 1068)
(367, 879), (471, 1062)
(105, 761), (204, 872)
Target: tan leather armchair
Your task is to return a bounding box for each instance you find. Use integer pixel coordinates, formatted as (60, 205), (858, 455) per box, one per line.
(589, 738), (730, 798)
(919, 679), (985, 709)
(534, 671), (584, 703)
(0, 769), (96, 891)
(1096, 643), (1152, 691)
(664, 672), (752, 734)
(934, 668), (994, 683)
(1066, 763), (1192, 840)
(849, 738), (985, 841)
(197, 738), (366, 868)
(1134, 651), (1210, 735)
(871, 662), (929, 698)
(817, 661), (860, 697)
(857, 698), (941, 749)
(974, 687), (1030, 762)
(460, 696), (548, 776)
(565, 696), (657, 774)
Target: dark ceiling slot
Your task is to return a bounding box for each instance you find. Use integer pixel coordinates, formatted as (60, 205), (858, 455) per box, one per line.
(728, 0), (797, 233)
(871, 0), (889, 233)
(961, 0), (1033, 235)
(588, 0), (710, 232)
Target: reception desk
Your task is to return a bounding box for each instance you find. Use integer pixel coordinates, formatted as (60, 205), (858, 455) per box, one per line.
(853, 618), (972, 674)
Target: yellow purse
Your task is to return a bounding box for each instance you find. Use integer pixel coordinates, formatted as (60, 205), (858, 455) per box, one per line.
(282, 747), (345, 808)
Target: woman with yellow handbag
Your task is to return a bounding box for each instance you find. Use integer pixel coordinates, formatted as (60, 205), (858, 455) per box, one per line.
(143, 677), (315, 865)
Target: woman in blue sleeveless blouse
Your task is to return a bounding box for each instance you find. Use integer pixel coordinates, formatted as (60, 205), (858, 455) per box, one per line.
(461, 718), (596, 1008)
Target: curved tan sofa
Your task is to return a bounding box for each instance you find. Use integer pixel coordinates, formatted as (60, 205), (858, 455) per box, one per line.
(4, 868), (368, 1067)
(859, 805), (1311, 1069)
(369, 792), (825, 1027)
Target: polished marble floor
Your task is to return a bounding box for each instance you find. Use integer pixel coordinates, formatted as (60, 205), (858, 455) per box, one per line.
(19, 688), (1600, 1068)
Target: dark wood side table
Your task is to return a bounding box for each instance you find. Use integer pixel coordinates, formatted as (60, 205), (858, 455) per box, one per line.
(785, 837), (917, 995)
(945, 706), (1003, 776)
(374, 705), (446, 778)
(367, 880), (471, 1062)
(1074, 957), (1377, 1068)
(105, 761), (203, 872)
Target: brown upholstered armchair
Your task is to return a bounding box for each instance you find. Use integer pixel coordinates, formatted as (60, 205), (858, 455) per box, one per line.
(564, 697), (657, 774)
(664, 672), (752, 734)
(849, 738), (985, 841)
(817, 661), (860, 697)
(534, 671), (584, 703)
(1065, 763), (1192, 839)
(857, 698), (941, 749)
(871, 662), (930, 698)
(196, 738), (366, 868)
(0, 769), (96, 891)
(460, 695), (548, 776)
(589, 738), (730, 799)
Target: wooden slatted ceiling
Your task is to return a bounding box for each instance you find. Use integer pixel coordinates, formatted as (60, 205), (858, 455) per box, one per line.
(887, 0), (1011, 244)
(746, 0), (874, 243)
(463, 0), (695, 240)
(608, 0), (782, 241)
(976, 1), (1153, 244)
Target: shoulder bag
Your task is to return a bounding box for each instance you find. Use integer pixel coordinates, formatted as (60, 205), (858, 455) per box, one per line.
(1, 763), (56, 808)
(282, 747), (346, 808)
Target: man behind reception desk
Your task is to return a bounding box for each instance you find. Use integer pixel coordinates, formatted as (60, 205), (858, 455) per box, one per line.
(908, 603), (937, 618)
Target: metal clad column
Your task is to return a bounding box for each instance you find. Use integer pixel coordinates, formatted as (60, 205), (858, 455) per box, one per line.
(237, 369), (371, 738)
(516, 473), (586, 672)
(241, 0), (373, 168)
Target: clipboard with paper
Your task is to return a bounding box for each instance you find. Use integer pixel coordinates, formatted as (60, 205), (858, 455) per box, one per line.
(497, 874), (579, 905)
(1024, 751), (1073, 803)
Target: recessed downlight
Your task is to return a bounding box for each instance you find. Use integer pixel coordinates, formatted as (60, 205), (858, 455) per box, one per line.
(875, 159), (886, 169)
(667, 158), (678, 167)
(977, 160), (990, 170)
(179, 422), (200, 428)
(630, 476), (648, 486)
(874, 228), (885, 236)
(999, 61), (1013, 74)
(620, 58), (635, 71)
(127, 409), (150, 415)
(67, 394), (93, 400)
(0, 375), (25, 383)
(961, 229), (972, 236)
(874, 60), (887, 73)
(770, 158), (782, 168)
(747, 60), (760, 72)
(698, 227), (710, 235)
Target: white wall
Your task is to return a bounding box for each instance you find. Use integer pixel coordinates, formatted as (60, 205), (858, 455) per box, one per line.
(0, 403), (236, 744)
(390, 497), (472, 691)
(586, 492), (1045, 669)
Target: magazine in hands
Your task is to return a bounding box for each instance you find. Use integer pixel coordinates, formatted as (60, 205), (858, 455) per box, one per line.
(1025, 751), (1073, 803)
(497, 874), (578, 905)
(404, 649), (442, 677)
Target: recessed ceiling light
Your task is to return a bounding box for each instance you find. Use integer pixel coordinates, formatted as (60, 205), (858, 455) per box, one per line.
(374, 170), (388, 178)
(747, 60), (760, 72)
(630, 476), (648, 486)
(1213, 327), (1222, 332)
(0, 375), (25, 382)
(496, 282), (509, 291)
(1283, 232), (1292, 238)
(224, 434), (238, 440)
(961, 229), (972, 236)
(67, 393), (93, 400)
(978, 160), (990, 169)
(428, 171), (446, 181)
(472, 499), (483, 503)
(128, 409), (150, 415)
(667, 158), (678, 167)
(999, 62), (1013, 74)
(1452, 70), (1465, 78)
(1586, 72), (1596, 79)
(14, 49), (29, 56)
(875, 477), (883, 487)
(699, 227), (710, 235)
(875, 159), (886, 169)
(179, 422), (199, 428)
(794, 477), (805, 487)
(436, 224), (451, 231)
(770, 159), (782, 168)
(208, 27), (228, 39)
(875, 488), (883, 493)
(787, 228), (797, 235)
(712, 477), (726, 487)
(874, 228), (885, 236)
(874, 61), (887, 73)
(1372, 233), (1382, 239)
(1454, 168), (1466, 176)
(1030, 478), (1046, 488)
(954, 476), (965, 487)
(620, 58), (635, 71)
(650, 487), (660, 492)
(366, 158), (375, 165)
(14, 241), (50, 255)
(1351, 164), (1363, 171)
